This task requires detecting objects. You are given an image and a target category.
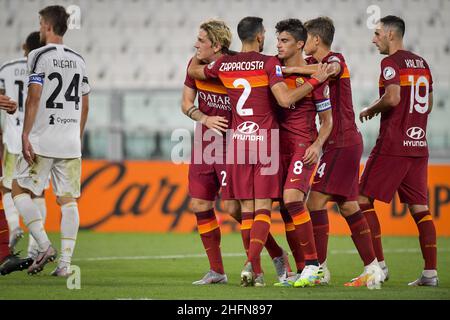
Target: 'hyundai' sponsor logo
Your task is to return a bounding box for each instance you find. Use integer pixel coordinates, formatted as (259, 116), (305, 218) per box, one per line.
(237, 121), (259, 134)
(406, 127), (425, 140)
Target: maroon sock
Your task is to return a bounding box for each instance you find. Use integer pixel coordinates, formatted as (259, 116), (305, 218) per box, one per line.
(281, 207), (304, 271)
(195, 209), (224, 274)
(360, 203), (385, 262)
(310, 209), (329, 264)
(286, 202), (318, 265)
(248, 210), (271, 274)
(345, 211), (376, 266)
(0, 207), (11, 261)
(264, 233), (283, 259)
(240, 212), (254, 256)
(413, 211), (437, 270)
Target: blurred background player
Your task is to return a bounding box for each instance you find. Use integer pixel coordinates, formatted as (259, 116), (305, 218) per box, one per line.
(274, 18), (333, 288)
(189, 16), (330, 286)
(12, 5), (90, 276)
(283, 16), (385, 287)
(0, 95), (32, 275)
(0, 31), (47, 259)
(359, 16), (437, 287)
(183, 19), (292, 285)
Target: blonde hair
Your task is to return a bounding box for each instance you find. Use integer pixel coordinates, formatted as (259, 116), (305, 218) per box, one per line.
(200, 19), (232, 52)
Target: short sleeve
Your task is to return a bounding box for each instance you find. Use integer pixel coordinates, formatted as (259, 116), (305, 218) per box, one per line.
(27, 50), (45, 86)
(81, 61), (91, 95)
(184, 59), (196, 89)
(380, 57), (400, 88)
(265, 56), (285, 87)
(312, 80), (332, 112)
(0, 67), (5, 90)
(203, 56), (224, 79)
(326, 54), (346, 79)
(424, 59), (433, 93)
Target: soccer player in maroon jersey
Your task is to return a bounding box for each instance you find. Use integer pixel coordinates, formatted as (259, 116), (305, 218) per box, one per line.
(183, 20), (292, 285)
(359, 16), (438, 287)
(189, 17), (330, 286)
(283, 17), (385, 288)
(273, 19), (333, 287)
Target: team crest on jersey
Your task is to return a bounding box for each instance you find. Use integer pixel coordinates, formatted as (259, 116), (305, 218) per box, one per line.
(323, 85), (330, 98)
(383, 67), (396, 80)
(276, 65), (283, 77)
(327, 56), (341, 63)
(295, 77), (305, 86)
(207, 61), (216, 69)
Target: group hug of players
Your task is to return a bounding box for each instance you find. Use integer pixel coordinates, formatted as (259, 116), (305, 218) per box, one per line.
(182, 15), (438, 288)
(0, 6), (89, 277)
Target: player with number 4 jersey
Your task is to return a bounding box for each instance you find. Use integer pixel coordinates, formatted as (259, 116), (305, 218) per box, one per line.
(359, 16), (437, 287)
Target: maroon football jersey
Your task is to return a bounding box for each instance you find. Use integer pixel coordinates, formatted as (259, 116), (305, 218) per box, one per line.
(184, 60), (231, 161)
(374, 50), (433, 157)
(277, 73), (331, 149)
(204, 52), (285, 153)
(307, 52), (362, 151)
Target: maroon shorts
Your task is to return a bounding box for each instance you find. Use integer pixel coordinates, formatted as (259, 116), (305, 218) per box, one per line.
(311, 143), (363, 202)
(226, 162), (282, 200)
(280, 149), (315, 194)
(188, 162), (232, 201)
(359, 153), (428, 205)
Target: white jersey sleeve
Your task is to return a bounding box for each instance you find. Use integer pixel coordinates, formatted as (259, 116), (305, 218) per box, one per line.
(27, 44), (89, 159)
(0, 58), (28, 154)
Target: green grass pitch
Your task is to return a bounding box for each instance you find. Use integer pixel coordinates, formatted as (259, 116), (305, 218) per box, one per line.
(1, 232), (449, 300)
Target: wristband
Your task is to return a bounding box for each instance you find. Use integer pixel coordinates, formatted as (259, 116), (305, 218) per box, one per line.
(307, 78), (320, 89)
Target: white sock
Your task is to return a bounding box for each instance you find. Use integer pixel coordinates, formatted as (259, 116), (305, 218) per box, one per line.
(33, 197), (47, 223)
(378, 260), (386, 269)
(321, 259), (328, 268)
(13, 193), (50, 251)
(423, 269), (437, 277)
(365, 258), (379, 270)
(3, 192), (21, 231)
(60, 202), (80, 267)
(27, 197), (48, 258)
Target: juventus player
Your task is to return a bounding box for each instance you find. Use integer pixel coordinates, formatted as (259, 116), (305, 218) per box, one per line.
(0, 31), (46, 258)
(11, 5), (90, 276)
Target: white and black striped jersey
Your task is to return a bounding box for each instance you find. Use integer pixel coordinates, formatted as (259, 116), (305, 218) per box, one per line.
(0, 57), (27, 154)
(28, 44), (90, 158)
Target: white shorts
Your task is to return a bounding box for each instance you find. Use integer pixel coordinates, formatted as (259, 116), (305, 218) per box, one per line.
(1, 146), (19, 190)
(14, 154), (81, 198)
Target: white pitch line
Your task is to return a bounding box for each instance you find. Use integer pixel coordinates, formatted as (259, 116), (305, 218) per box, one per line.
(72, 248), (450, 262)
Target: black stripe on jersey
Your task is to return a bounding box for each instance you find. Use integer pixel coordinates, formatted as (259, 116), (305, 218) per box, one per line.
(0, 59), (27, 73)
(64, 48), (85, 62)
(31, 47), (57, 73)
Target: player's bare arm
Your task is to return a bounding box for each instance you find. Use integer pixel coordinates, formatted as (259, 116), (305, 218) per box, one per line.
(283, 62), (341, 78)
(182, 85), (228, 133)
(359, 84), (401, 123)
(80, 94), (90, 139)
(304, 109), (333, 165)
(187, 56), (208, 80)
(272, 63), (330, 108)
(22, 83), (42, 165)
(428, 92), (434, 114)
(0, 94), (17, 114)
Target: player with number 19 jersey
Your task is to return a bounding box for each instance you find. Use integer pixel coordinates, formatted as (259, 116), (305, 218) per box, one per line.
(360, 50), (433, 204)
(204, 52), (285, 200)
(27, 44), (90, 159)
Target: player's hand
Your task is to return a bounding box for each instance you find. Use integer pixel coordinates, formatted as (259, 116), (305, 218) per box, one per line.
(22, 135), (35, 165)
(359, 107), (376, 123)
(303, 142), (321, 166)
(0, 95), (17, 114)
(311, 63), (329, 83)
(202, 115), (229, 133)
